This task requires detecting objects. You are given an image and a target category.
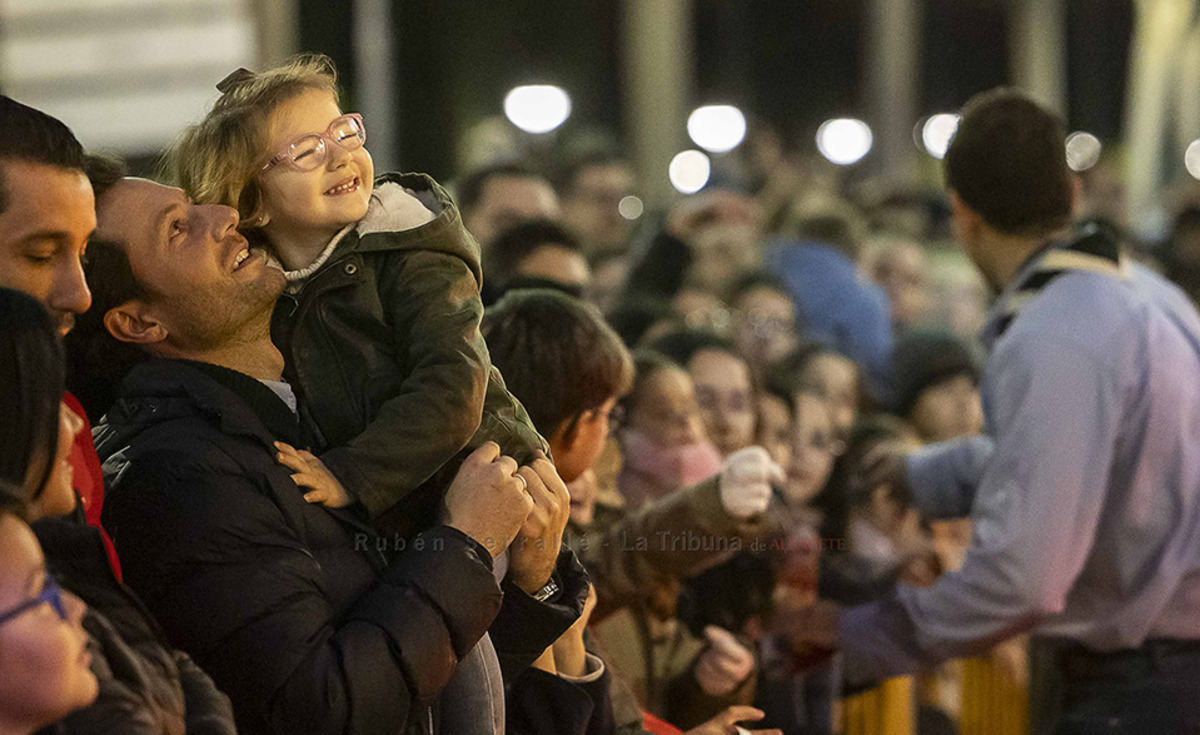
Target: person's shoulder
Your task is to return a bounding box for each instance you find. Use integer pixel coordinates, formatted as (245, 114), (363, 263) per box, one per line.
(1016, 270), (1142, 351)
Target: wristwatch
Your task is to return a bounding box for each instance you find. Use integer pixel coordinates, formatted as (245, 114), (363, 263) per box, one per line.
(530, 577), (560, 602)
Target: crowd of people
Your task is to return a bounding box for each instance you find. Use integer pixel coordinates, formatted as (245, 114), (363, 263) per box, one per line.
(3, 51), (1200, 735)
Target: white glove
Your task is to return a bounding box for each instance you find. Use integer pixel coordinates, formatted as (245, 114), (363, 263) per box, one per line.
(694, 626), (756, 697)
(718, 446), (784, 519)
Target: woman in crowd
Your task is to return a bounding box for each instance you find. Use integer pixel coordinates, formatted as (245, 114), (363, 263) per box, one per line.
(616, 351), (723, 511)
(767, 344), (860, 441)
(649, 330), (759, 460)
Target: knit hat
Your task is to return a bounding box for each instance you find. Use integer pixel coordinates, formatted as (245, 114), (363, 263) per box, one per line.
(890, 329), (980, 417)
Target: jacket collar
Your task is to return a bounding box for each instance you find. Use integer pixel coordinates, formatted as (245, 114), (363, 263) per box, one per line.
(95, 359), (294, 462)
(980, 224), (1129, 350)
(278, 172), (483, 300)
(343, 173), (482, 284)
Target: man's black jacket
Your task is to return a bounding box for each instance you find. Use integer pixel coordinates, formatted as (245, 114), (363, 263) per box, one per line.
(96, 359), (583, 735)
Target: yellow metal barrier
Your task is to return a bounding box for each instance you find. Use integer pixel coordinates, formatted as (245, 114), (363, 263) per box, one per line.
(841, 655), (1027, 735)
(959, 657), (1028, 735)
(842, 677), (915, 735)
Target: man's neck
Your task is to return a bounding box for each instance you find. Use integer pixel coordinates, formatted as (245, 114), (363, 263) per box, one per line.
(972, 227), (1064, 293)
(158, 333), (284, 382)
(265, 222), (344, 272)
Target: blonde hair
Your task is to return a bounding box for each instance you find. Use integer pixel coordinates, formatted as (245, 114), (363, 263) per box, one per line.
(172, 54), (340, 227)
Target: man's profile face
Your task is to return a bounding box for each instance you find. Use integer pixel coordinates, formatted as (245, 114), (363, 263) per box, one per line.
(465, 174), (559, 248)
(562, 162), (635, 252)
(0, 160), (95, 335)
(96, 179), (285, 350)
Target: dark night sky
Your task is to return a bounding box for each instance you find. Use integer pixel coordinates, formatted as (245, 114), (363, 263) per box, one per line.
(298, 0), (1132, 180)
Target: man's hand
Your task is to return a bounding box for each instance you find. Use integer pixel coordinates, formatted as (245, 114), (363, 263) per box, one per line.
(508, 453), (571, 594)
(694, 626), (756, 697)
(719, 446), (784, 519)
(444, 442), (533, 556)
(276, 442), (352, 508)
(860, 442), (913, 506)
(683, 706), (782, 735)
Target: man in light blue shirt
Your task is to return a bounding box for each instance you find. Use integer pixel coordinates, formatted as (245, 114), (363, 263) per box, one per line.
(835, 89), (1200, 734)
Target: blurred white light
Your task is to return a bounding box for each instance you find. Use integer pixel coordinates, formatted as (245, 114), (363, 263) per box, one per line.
(1187, 140), (1200, 180)
(816, 118), (873, 166)
(921, 113), (960, 159)
(618, 195), (645, 220)
(1065, 132), (1102, 172)
(687, 104), (747, 153)
(503, 85), (571, 134)
(669, 150), (712, 194)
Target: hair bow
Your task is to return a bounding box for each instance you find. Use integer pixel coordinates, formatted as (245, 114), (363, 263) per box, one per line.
(216, 68), (255, 94)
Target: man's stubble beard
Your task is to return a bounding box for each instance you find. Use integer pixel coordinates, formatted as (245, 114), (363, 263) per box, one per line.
(166, 270), (284, 353)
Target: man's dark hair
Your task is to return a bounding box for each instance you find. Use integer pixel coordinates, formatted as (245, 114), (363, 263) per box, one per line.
(944, 88), (1073, 236)
(729, 269), (792, 305)
(84, 153), (128, 203)
(455, 162), (551, 215)
(794, 209), (864, 260)
(486, 218), (583, 288)
(0, 96), (86, 214)
(64, 223), (152, 420)
(648, 328), (741, 371)
(483, 289), (633, 437)
(554, 150), (627, 197)
(0, 288), (66, 503)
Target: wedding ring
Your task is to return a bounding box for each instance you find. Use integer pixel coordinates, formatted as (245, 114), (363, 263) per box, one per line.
(514, 473), (528, 491)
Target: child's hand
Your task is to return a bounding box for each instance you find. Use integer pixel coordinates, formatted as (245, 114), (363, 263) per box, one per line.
(275, 442), (352, 508)
(684, 706), (782, 735)
(695, 626), (756, 697)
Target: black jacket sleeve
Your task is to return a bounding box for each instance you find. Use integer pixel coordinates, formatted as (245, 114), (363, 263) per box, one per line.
(507, 667), (613, 735)
(489, 547), (590, 684)
(103, 452), (503, 735)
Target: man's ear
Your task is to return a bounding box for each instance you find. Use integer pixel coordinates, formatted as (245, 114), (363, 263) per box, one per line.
(549, 412), (586, 456)
(103, 301), (167, 346)
(948, 190), (980, 241)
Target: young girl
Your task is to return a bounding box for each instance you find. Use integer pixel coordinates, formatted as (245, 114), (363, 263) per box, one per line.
(175, 56), (545, 538)
(615, 351), (723, 511)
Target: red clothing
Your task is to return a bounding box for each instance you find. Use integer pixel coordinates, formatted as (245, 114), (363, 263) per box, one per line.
(64, 392), (121, 579)
(642, 713), (682, 735)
